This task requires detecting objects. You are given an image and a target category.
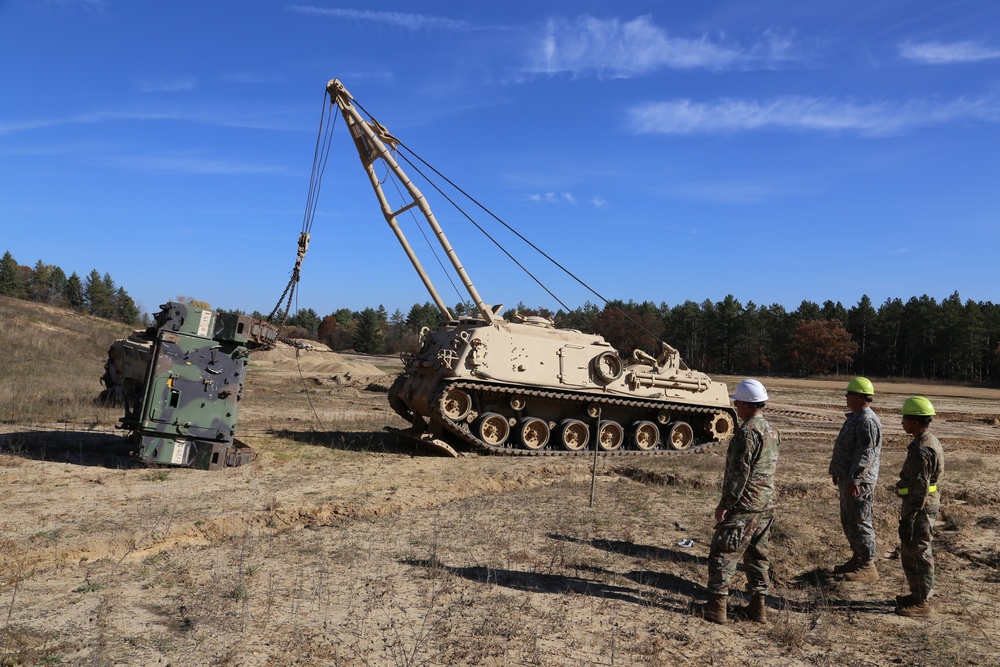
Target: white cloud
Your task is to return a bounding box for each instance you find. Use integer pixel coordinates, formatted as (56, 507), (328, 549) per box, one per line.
(137, 78), (196, 93)
(527, 192), (578, 204)
(525, 15), (794, 77)
(289, 6), (469, 31)
(899, 40), (1000, 64)
(627, 95), (1000, 137)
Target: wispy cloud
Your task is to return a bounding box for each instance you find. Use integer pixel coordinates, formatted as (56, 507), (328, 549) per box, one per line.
(0, 107), (307, 136)
(0, 111), (177, 135)
(525, 192), (607, 207)
(899, 40), (1000, 64)
(288, 6), (470, 31)
(222, 71), (282, 85)
(42, 0), (107, 12)
(660, 179), (810, 204)
(628, 95), (1000, 137)
(525, 15), (794, 77)
(99, 152), (288, 175)
(527, 192), (577, 204)
(137, 78), (196, 93)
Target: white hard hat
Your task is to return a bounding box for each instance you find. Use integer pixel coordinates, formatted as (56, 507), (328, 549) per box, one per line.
(731, 378), (769, 403)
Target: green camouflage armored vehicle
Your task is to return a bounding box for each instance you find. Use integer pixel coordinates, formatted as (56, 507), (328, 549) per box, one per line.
(102, 302), (277, 469)
(327, 79), (736, 456)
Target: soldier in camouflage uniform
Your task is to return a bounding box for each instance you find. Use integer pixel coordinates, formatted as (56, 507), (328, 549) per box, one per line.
(703, 379), (780, 624)
(895, 396), (944, 617)
(828, 376), (883, 583)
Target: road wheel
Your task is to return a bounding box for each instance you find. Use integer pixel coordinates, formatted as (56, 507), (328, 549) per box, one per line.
(632, 420), (660, 451)
(559, 419), (590, 451)
(597, 420), (624, 451)
(667, 421), (694, 450)
(441, 388), (472, 421)
(518, 417), (550, 450)
(476, 412), (510, 445)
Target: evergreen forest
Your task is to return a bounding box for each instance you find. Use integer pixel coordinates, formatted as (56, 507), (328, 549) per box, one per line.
(272, 292), (1000, 384)
(0, 250), (141, 325)
(6, 249), (997, 384)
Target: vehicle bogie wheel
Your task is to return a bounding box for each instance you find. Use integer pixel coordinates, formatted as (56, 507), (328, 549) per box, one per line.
(559, 419), (590, 451)
(632, 420), (660, 451)
(476, 412), (511, 446)
(518, 417), (550, 450)
(667, 421), (694, 450)
(441, 388), (472, 421)
(597, 420), (624, 451)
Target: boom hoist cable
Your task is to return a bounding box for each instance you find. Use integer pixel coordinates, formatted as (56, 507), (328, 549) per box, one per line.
(347, 93), (663, 344)
(268, 90), (338, 331)
(264, 91), (341, 436)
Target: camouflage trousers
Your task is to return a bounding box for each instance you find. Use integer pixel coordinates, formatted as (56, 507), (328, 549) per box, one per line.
(899, 509), (937, 600)
(839, 481), (877, 562)
(707, 510), (774, 595)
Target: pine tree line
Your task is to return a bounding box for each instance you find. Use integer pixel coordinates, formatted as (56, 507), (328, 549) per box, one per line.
(0, 250), (142, 325)
(259, 293), (1000, 384)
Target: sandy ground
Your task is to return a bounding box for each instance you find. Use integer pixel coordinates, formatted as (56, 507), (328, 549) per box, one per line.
(1, 351), (999, 666)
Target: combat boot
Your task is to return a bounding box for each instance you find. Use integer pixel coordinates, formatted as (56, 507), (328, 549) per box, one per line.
(895, 593), (915, 607)
(748, 594), (767, 623)
(701, 594), (728, 624)
(896, 598), (930, 617)
(843, 560), (878, 583)
(832, 555), (861, 574)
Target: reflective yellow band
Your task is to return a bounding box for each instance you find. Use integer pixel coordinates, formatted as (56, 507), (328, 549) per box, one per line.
(897, 485), (937, 496)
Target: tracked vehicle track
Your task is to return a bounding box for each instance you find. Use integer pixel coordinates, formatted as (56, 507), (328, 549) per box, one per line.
(415, 380), (735, 457)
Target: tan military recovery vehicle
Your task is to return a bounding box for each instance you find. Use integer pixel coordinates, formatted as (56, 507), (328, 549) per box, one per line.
(328, 79), (736, 456)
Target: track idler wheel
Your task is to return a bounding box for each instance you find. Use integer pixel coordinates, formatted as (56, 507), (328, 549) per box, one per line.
(597, 420), (624, 451)
(559, 419), (590, 451)
(667, 421), (694, 450)
(518, 417), (550, 450)
(476, 412), (511, 446)
(632, 420), (661, 451)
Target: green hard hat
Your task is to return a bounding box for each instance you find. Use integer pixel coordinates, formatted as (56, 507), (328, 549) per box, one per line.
(846, 377), (875, 396)
(901, 395), (936, 417)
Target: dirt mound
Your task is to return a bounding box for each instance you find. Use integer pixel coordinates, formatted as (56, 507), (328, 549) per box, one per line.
(250, 341), (384, 376)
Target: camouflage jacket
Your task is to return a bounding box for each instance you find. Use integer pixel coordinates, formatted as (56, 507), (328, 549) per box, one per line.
(896, 431), (944, 515)
(828, 407), (882, 485)
(720, 413), (780, 514)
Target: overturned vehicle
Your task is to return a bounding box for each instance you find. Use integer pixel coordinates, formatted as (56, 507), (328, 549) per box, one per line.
(101, 302), (278, 469)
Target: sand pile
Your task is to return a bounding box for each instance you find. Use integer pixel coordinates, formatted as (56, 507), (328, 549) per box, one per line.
(250, 341), (384, 377)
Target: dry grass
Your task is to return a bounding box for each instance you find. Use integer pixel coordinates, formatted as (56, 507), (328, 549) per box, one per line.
(0, 296), (128, 425)
(1, 298), (999, 665)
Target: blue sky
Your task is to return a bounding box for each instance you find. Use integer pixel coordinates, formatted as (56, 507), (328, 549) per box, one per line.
(2, 1), (999, 319)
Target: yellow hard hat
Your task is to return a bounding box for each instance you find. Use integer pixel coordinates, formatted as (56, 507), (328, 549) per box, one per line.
(846, 377), (874, 396)
(901, 395), (936, 417)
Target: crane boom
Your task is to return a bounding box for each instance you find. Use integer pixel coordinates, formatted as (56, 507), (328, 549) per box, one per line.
(326, 78), (498, 325)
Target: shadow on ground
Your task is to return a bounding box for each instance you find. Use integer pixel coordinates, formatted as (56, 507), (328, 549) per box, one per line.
(269, 428), (445, 456)
(0, 428), (141, 468)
